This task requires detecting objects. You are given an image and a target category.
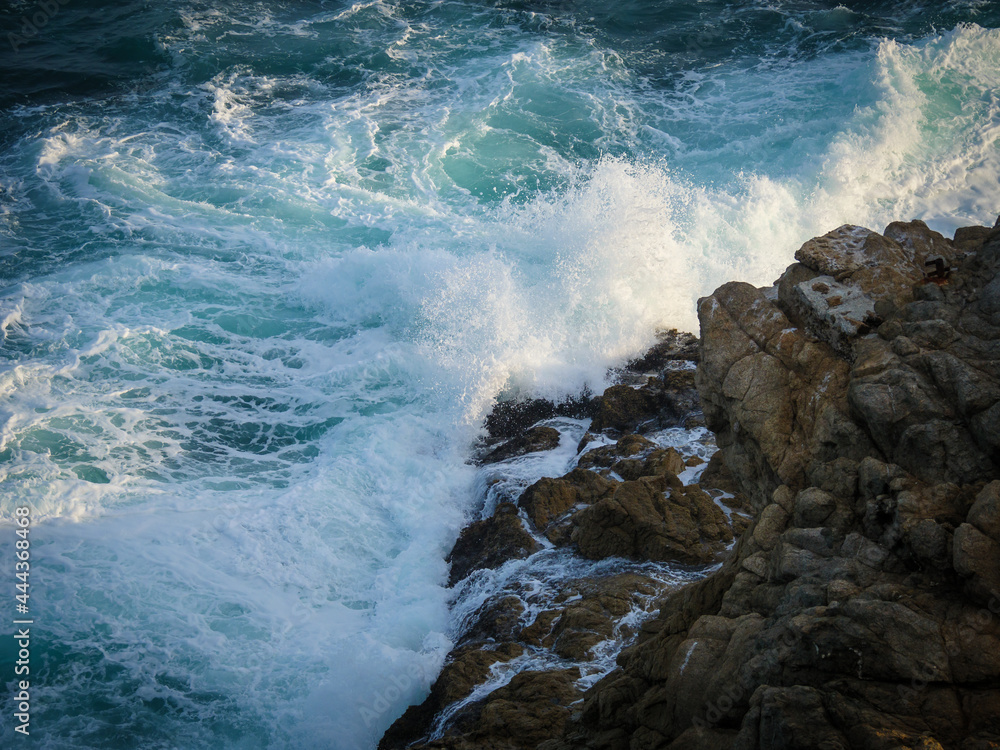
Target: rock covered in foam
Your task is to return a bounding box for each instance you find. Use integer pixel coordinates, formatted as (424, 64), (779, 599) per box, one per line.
(479, 425), (562, 464)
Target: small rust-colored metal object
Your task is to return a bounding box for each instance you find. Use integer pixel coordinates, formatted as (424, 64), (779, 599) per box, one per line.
(924, 257), (950, 285)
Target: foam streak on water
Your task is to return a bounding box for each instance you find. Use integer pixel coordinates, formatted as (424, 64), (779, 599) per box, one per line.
(0, 1), (998, 747)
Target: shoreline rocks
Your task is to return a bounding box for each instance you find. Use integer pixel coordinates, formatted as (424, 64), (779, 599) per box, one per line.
(381, 217), (1000, 750)
(380, 329), (743, 750)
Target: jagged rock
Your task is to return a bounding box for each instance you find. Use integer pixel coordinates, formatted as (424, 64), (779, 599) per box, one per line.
(577, 433), (687, 483)
(577, 434), (657, 470)
(480, 425), (561, 464)
(569, 473), (732, 564)
(781, 223), (940, 353)
(590, 384), (659, 433)
(954, 224), (993, 253)
(625, 329), (699, 374)
(794, 223), (924, 304)
(884, 219), (957, 268)
(447, 502), (540, 585)
(520, 574), (662, 660)
(484, 395), (592, 443)
(460, 595), (527, 645)
(518, 469), (616, 530)
(954, 522), (1000, 600)
(969, 481), (1000, 541)
(611, 448), (681, 482)
(558, 220), (1000, 750)
(467, 669), (581, 745)
(484, 398), (560, 441)
(590, 369), (700, 435)
(549, 605), (616, 660)
(696, 279), (871, 509)
(783, 274), (881, 356)
(403, 669), (583, 750)
(378, 642), (524, 750)
(699, 452), (741, 496)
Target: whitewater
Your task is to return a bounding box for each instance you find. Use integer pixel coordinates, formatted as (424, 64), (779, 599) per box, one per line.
(1, 1), (998, 747)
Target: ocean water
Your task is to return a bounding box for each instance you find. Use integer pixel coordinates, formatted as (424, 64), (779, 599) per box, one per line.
(1, 1), (998, 747)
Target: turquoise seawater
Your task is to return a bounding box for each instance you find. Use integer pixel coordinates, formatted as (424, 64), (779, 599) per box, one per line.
(1, 1), (999, 747)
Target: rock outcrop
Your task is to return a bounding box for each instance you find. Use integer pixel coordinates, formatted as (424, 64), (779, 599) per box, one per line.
(381, 217), (1000, 750)
(380, 330), (746, 750)
(558, 218), (1000, 749)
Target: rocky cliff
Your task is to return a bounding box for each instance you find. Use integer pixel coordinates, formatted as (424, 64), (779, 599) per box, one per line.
(381, 217), (1000, 750)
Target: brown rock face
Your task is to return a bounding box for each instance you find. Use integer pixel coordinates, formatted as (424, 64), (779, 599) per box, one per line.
(590, 384), (661, 433)
(446, 502), (541, 585)
(518, 468), (616, 531)
(555, 220), (1000, 749)
(570, 474), (732, 564)
(414, 668), (581, 750)
(378, 642), (526, 750)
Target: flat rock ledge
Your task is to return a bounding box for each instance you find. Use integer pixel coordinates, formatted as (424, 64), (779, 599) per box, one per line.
(382, 218), (1000, 750)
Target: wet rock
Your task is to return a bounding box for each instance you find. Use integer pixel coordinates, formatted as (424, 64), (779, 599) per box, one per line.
(550, 605), (615, 660)
(378, 642), (524, 750)
(483, 398), (559, 442)
(519, 608), (561, 648)
(624, 329), (699, 374)
(483, 395), (592, 443)
(619, 448), (687, 482)
(576, 434), (687, 484)
(561, 220), (1000, 750)
(414, 669), (582, 750)
(521, 573), (662, 660)
(385, 218), (1000, 750)
(460, 596), (527, 646)
(577, 433), (656, 470)
(590, 369), (701, 436)
(438, 644), (525, 705)
(469, 668), (581, 743)
(480, 425), (561, 464)
(447, 503), (540, 585)
(570, 473), (732, 564)
(518, 469), (616, 531)
(589, 384), (659, 433)
(699, 452), (741, 496)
